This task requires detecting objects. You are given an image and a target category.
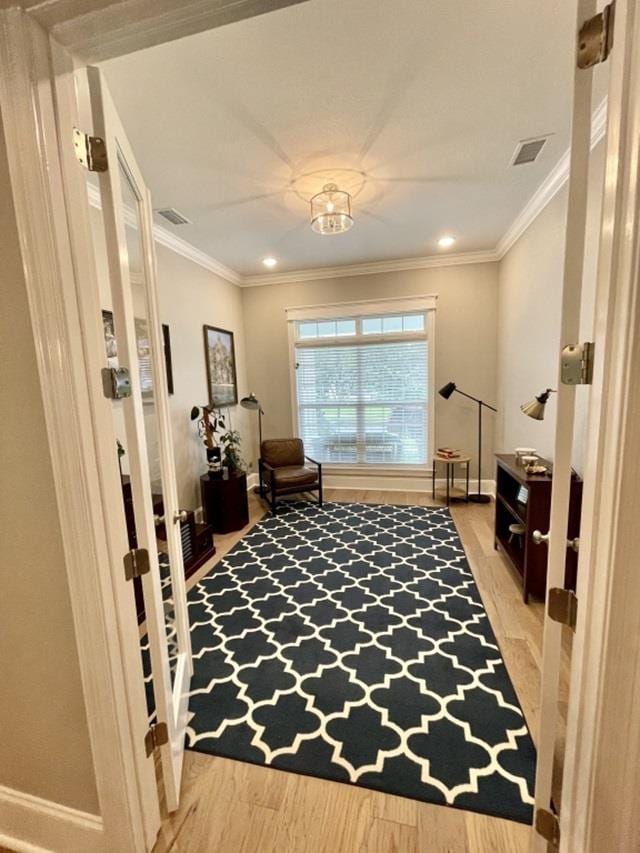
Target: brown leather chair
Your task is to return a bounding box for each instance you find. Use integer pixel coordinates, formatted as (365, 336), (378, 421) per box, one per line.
(259, 438), (322, 514)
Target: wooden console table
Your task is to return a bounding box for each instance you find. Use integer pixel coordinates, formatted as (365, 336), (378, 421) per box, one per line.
(494, 454), (582, 603)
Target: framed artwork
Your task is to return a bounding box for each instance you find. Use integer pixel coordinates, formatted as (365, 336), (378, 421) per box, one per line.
(204, 325), (238, 407)
(102, 309), (174, 396)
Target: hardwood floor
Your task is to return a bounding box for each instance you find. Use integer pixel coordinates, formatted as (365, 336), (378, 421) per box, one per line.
(152, 488), (569, 853)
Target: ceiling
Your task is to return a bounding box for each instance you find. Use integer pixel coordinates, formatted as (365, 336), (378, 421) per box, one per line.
(101, 0), (607, 278)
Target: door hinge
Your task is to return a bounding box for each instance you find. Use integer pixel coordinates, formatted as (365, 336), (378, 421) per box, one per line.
(548, 587), (578, 631)
(145, 721), (168, 757)
(73, 127), (108, 172)
(561, 341), (594, 385)
(535, 808), (560, 848)
(123, 548), (150, 581)
(577, 1), (615, 69)
(101, 366), (132, 400)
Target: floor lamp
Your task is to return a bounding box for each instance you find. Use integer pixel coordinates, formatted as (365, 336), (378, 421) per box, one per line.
(439, 382), (497, 504)
(240, 393), (264, 492)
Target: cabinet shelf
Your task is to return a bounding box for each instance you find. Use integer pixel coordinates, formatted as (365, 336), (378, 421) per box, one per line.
(494, 454), (582, 604)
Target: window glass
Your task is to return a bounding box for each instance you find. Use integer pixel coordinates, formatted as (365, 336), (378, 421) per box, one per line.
(298, 322), (318, 339)
(362, 317), (382, 335)
(403, 314), (424, 332)
(382, 316), (403, 334)
(317, 321), (336, 337)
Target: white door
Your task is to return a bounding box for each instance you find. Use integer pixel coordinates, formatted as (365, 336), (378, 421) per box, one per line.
(87, 65), (192, 812)
(531, 0), (627, 849)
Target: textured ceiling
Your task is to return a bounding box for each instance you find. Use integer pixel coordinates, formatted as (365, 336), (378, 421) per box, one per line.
(101, 0), (608, 276)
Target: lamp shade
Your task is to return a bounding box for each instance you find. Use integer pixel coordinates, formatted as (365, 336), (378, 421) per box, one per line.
(439, 381), (457, 400)
(240, 393), (261, 411)
(310, 184), (353, 235)
(520, 389), (554, 420)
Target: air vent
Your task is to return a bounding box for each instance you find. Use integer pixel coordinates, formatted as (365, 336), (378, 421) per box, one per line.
(156, 207), (191, 225)
(512, 136), (548, 166)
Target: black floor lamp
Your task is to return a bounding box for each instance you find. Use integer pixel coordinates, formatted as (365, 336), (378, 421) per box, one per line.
(240, 394), (264, 493)
(439, 382), (497, 504)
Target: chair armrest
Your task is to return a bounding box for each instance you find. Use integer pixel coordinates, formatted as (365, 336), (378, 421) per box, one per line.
(305, 455), (321, 469)
(260, 459), (275, 472)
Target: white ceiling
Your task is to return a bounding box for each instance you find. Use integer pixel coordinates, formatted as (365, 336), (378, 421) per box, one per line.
(101, 0), (607, 278)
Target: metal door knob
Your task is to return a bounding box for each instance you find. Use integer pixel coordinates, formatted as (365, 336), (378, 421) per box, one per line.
(532, 529), (550, 545)
(173, 509), (188, 524)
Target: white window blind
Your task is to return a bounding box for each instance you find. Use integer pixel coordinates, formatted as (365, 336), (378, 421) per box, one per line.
(295, 318), (429, 465)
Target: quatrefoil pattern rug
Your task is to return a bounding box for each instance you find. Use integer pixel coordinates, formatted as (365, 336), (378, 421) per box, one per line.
(184, 502), (536, 824)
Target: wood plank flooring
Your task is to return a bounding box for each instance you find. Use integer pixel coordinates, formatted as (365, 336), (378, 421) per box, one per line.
(152, 488), (569, 853)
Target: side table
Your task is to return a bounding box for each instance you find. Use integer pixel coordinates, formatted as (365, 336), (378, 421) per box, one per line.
(432, 455), (471, 506)
(201, 470), (249, 534)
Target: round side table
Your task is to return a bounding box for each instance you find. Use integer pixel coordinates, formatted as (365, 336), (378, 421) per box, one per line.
(432, 455), (471, 506)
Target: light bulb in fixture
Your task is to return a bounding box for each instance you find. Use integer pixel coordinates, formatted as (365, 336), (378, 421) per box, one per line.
(438, 235), (456, 248)
(310, 184), (353, 235)
(262, 256), (277, 268)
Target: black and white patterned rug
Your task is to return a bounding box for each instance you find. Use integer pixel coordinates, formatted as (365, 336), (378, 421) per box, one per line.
(176, 501), (535, 824)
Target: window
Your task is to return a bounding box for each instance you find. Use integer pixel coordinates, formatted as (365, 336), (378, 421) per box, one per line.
(292, 309), (432, 466)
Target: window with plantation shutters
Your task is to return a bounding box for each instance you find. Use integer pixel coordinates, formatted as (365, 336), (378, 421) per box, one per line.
(293, 311), (431, 466)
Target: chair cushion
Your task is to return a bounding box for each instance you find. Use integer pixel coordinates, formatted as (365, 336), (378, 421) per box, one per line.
(272, 465), (318, 488)
(261, 438), (304, 468)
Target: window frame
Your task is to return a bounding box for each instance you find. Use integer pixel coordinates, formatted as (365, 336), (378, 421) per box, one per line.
(286, 295), (436, 473)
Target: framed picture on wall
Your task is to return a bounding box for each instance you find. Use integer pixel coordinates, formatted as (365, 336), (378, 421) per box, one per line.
(102, 309), (174, 396)
(203, 325), (238, 407)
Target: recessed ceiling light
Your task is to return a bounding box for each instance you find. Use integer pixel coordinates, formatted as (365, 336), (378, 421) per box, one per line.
(438, 236), (456, 249)
(263, 257), (277, 268)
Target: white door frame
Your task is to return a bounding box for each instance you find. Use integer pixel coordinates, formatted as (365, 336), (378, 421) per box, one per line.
(0, 1), (639, 851)
(560, 0), (640, 849)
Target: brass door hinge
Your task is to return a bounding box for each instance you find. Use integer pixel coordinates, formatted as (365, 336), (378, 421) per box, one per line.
(548, 587), (578, 631)
(101, 366), (132, 400)
(561, 342), (594, 385)
(145, 722), (168, 757)
(578, 1), (615, 68)
(535, 808), (560, 848)
(123, 548), (150, 581)
(73, 127), (108, 172)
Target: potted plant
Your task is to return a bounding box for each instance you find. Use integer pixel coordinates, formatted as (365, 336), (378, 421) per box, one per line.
(190, 405), (245, 475)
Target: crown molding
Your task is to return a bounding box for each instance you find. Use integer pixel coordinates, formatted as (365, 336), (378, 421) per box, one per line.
(496, 97), (608, 259)
(240, 249), (499, 287)
(86, 97), (607, 288)
(86, 182), (242, 285)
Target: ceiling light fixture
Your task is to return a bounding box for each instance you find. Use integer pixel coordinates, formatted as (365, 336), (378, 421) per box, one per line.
(438, 235), (456, 248)
(262, 257), (277, 268)
(310, 184), (354, 235)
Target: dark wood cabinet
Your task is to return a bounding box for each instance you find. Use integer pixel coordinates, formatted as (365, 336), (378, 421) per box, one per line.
(121, 475), (216, 623)
(201, 471), (249, 534)
(494, 454), (582, 603)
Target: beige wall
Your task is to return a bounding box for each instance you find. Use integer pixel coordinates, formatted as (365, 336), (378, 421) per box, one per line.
(0, 132), (99, 813)
(91, 206), (253, 512)
(242, 263), (499, 481)
(496, 141), (605, 474)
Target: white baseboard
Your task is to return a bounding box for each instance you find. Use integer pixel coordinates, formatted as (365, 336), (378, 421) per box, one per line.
(0, 786), (103, 853)
(324, 472), (496, 496)
(246, 472), (259, 491)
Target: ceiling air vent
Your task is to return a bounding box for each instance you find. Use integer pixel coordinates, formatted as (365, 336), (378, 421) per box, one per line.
(156, 207), (191, 225)
(512, 136), (548, 166)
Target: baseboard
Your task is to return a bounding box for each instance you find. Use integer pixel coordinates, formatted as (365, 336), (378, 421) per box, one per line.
(0, 786), (103, 853)
(324, 472), (496, 496)
(246, 472), (259, 491)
